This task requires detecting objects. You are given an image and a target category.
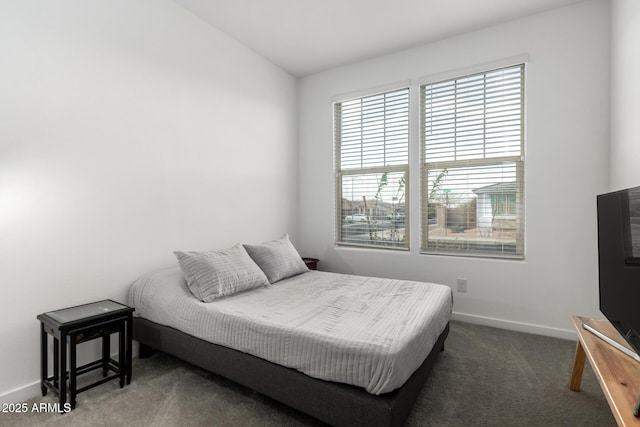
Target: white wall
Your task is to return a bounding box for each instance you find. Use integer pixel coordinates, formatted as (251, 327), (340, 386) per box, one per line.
(298, 0), (610, 338)
(610, 0), (640, 189)
(0, 0), (297, 402)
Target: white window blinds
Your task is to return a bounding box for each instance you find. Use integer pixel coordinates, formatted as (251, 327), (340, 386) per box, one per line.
(335, 88), (409, 249)
(421, 64), (525, 258)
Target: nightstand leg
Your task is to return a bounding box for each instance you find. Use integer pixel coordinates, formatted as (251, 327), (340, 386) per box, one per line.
(119, 321), (125, 388)
(53, 338), (59, 389)
(69, 334), (76, 410)
(40, 324), (47, 396)
(59, 334), (67, 409)
(126, 315), (132, 384)
(102, 335), (110, 377)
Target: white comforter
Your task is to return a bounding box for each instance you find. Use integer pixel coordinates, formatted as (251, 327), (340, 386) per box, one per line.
(128, 268), (452, 395)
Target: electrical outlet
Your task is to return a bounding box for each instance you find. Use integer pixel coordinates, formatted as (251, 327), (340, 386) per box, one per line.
(456, 278), (467, 293)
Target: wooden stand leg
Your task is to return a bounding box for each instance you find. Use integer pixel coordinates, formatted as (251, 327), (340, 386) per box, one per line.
(569, 340), (586, 391)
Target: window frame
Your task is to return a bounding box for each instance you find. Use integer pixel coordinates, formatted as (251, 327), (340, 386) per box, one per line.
(334, 87), (410, 250)
(419, 64), (526, 259)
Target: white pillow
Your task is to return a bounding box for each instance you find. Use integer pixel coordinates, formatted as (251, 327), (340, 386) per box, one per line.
(243, 235), (309, 284)
(174, 244), (270, 302)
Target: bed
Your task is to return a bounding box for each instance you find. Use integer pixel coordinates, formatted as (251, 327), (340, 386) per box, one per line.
(128, 239), (452, 426)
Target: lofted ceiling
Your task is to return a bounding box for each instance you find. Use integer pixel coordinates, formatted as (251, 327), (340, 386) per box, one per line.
(172, 0), (587, 76)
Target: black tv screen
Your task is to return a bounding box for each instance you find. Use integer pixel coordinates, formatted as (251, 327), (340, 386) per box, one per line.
(597, 187), (640, 356)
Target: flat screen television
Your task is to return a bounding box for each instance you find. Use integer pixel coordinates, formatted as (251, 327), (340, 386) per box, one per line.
(597, 186), (640, 357)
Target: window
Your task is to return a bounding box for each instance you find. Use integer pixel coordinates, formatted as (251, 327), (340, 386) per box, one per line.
(334, 88), (409, 249)
(492, 193), (516, 217)
(421, 64), (525, 258)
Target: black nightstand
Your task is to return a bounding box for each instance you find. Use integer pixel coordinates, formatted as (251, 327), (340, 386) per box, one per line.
(37, 300), (134, 410)
(302, 257), (319, 270)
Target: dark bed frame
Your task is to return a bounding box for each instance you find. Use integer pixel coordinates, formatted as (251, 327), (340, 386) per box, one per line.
(133, 317), (449, 427)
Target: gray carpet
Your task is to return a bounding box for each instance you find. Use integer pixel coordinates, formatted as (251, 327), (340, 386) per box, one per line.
(4, 321), (615, 426)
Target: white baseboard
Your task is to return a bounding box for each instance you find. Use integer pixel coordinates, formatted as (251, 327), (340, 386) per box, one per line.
(452, 311), (577, 341)
(0, 381), (41, 406)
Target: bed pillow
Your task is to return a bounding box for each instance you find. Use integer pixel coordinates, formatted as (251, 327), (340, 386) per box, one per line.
(174, 244), (270, 302)
(243, 234), (309, 284)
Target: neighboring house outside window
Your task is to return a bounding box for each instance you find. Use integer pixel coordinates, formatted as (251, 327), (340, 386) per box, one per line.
(473, 182), (517, 237)
(334, 88), (409, 250)
(421, 64), (525, 258)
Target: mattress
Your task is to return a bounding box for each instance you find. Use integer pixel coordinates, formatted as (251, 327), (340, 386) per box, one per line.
(128, 268), (452, 395)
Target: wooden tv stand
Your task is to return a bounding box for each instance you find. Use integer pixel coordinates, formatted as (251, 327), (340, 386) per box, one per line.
(570, 316), (640, 426)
